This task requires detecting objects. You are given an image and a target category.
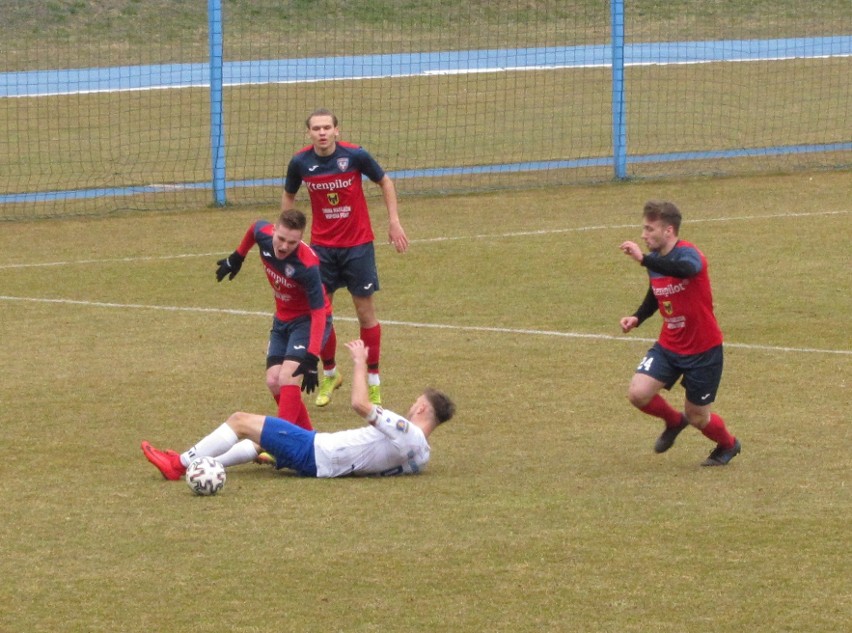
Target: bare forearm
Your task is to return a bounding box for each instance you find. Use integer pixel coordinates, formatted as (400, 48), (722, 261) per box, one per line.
(281, 190), (296, 211)
(379, 176), (399, 223)
(350, 360), (372, 417)
(345, 339), (374, 418)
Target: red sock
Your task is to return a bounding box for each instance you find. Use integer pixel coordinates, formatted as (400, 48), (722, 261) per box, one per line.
(277, 385), (313, 431)
(321, 327), (337, 371)
(361, 323), (381, 373)
(639, 394), (682, 427)
(700, 413), (735, 448)
(294, 399), (313, 431)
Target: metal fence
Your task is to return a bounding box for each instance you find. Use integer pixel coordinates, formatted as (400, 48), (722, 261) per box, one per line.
(1, 0), (850, 219)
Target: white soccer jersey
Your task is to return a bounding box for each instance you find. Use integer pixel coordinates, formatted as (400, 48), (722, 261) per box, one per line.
(313, 406), (431, 477)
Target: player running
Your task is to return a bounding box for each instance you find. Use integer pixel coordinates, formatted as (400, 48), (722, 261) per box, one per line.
(619, 200), (741, 466)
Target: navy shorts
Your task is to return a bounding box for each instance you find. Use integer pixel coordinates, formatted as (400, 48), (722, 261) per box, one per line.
(266, 314), (333, 368)
(259, 416), (318, 476)
(635, 342), (724, 406)
(312, 242), (380, 297)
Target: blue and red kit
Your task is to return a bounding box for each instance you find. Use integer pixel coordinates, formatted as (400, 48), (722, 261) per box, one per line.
(635, 240), (723, 355)
(283, 141), (385, 248)
(235, 221), (331, 356)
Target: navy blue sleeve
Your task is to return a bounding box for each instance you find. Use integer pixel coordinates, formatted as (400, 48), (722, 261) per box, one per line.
(642, 243), (702, 278)
(633, 286), (658, 326)
(284, 157), (303, 194)
(354, 148), (385, 182)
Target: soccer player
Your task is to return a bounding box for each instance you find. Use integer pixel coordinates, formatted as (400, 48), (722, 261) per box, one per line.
(141, 340), (455, 479)
(618, 201), (741, 466)
(281, 109), (409, 408)
(215, 209), (331, 431)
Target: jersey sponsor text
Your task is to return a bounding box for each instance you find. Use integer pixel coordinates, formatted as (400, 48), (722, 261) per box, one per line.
(305, 176), (356, 192)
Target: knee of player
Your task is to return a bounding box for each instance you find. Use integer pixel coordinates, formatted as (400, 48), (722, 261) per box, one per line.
(273, 360), (302, 389)
(626, 388), (649, 408)
(684, 410), (710, 429)
(265, 374), (279, 393)
(227, 411), (259, 437)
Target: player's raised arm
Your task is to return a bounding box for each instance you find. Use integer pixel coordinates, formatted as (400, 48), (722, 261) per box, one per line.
(215, 223), (258, 282)
(620, 240), (644, 262)
(345, 339), (375, 419)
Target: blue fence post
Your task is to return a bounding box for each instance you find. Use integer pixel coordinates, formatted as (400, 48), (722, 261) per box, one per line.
(208, 0), (227, 206)
(611, 0), (627, 179)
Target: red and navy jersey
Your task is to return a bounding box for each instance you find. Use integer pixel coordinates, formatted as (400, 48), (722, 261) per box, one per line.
(283, 141), (384, 248)
(235, 221), (331, 355)
(643, 240), (723, 355)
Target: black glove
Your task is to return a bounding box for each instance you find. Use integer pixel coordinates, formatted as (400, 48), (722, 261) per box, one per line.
(215, 251), (245, 282)
(292, 353), (320, 393)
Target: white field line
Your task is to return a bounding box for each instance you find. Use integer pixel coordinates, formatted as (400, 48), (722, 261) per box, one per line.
(0, 209), (848, 270)
(411, 209), (850, 244)
(0, 251), (226, 270)
(1, 209), (850, 357)
(0, 295), (849, 357)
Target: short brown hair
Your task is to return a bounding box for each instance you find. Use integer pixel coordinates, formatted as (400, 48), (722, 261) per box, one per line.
(423, 388), (456, 425)
(277, 209), (307, 231)
(306, 108), (338, 128)
(643, 200), (682, 234)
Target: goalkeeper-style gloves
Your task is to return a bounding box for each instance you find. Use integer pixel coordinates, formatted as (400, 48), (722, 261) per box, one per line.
(292, 353), (320, 393)
(216, 251), (245, 282)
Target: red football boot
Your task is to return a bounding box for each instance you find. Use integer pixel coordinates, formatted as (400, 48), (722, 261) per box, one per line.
(141, 441), (186, 480)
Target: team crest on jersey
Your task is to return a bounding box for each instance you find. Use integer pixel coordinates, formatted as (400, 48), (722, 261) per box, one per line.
(336, 157), (349, 171)
(662, 300), (673, 315)
(396, 419), (409, 433)
(327, 192), (339, 205)
(284, 263), (295, 278)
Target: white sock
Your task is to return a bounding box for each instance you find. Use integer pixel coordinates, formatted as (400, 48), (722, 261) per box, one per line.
(180, 422), (239, 467)
(215, 439), (260, 467)
(324, 368), (337, 378)
(368, 373), (381, 386)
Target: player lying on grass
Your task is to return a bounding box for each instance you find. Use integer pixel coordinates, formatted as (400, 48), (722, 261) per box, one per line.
(142, 340), (455, 478)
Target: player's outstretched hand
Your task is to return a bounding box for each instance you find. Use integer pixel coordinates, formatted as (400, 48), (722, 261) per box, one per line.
(345, 339), (369, 364)
(216, 251), (245, 282)
(293, 353), (320, 393)
(619, 241), (643, 263)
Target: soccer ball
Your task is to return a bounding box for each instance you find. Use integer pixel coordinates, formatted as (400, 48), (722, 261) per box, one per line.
(185, 457), (226, 496)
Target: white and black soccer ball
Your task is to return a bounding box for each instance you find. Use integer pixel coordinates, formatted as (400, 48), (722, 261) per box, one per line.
(185, 457), (226, 496)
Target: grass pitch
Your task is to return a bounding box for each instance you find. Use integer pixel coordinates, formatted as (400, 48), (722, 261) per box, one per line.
(0, 170), (850, 632)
